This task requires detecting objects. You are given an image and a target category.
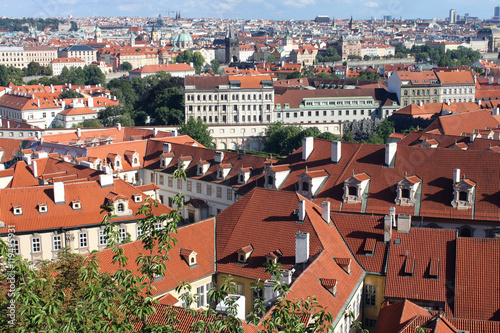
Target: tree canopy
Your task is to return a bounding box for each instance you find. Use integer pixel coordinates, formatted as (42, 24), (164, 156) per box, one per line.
(179, 117), (214, 148)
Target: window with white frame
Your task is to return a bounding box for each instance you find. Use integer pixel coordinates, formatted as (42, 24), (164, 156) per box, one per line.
(177, 179), (182, 189)
(196, 182), (202, 194)
(99, 230), (107, 246)
(216, 186), (222, 198)
(32, 237), (41, 253)
(79, 232), (88, 248)
(11, 238), (19, 254)
(53, 235), (62, 251)
(137, 226), (143, 238)
(197, 285), (205, 308)
(187, 180), (192, 192)
(206, 185), (212, 196)
(154, 222), (162, 230)
(168, 176), (173, 187)
(118, 228), (127, 243)
(364, 285), (376, 306)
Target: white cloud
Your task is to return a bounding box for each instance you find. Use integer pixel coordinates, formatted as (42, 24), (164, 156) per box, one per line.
(365, 1), (379, 7)
(283, 0), (315, 8)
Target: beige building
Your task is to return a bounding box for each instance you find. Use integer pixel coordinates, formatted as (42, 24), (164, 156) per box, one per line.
(24, 46), (58, 67)
(58, 45), (97, 66)
(184, 74), (274, 125)
(0, 46), (25, 68)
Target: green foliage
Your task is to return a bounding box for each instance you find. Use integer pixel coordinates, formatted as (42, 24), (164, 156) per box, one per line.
(285, 71), (302, 79)
(267, 55), (275, 63)
(0, 65), (9, 86)
(376, 118), (395, 143)
(410, 45), (481, 67)
(264, 123), (341, 156)
(120, 62), (133, 71)
(98, 105), (135, 127)
(73, 118), (103, 128)
(210, 59), (220, 73)
(175, 50), (205, 74)
(348, 55), (362, 60)
(0, 18), (62, 32)
(180, 117), (214, 148)
(28, 65), (105, 86)
(357, 70), (380, 80)
(388, 113), (433, 133)
(342, 117), (394, 144)
(316, 47), (342, 63)
(58, 89), (84, 99)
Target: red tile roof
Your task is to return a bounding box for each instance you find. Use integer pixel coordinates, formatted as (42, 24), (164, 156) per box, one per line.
(455, 237), (500, 322)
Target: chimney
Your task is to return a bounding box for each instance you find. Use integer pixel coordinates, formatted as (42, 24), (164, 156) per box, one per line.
(493, 107), (499, 116)
(321, 201), (330, 223)
(385, 142), (397, 166)
(99, 174), (114, 187)
(88, 97), (94, 108)
(397, 214), (412, 233)
(470, 131), (476, 142)
(418, 101), (423, 107)
(453, 168), (460, 183)
(50, 85), (54, 94)
(76, 128), (81, 138)
(295, 231), (310, 264)
(171, 129), (177, 137)
(153, 128), (158, 136)
(32, 160), (38, 178)
(163, 142), (172, 153)
(62, 101), (66, 109)
(489, 77), (494, 84)
(331, 140), (341, 163)
(0, 118), (2, 127)
(298, 199), (306, 221)
(53, 182), (65, 204)
(478, 100), (481, 107)
(214, 151), (224, 163)
(302, 136), (314, 161)
(7, 121), (9, 128)
(390, 206), (396, 227)
(69, 83), (72, 89)
(116, 123), (122, 131)
(384, 214), (392, 243)
(37, 99), (40, 108)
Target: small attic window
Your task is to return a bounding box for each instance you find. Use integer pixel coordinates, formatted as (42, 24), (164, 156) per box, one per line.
(13, 205), (22, 216)
(38, 203), (48, 213)
(238, 173), (244, 183)
(429, 259), (439, 279)
(133, 194), (142, 203)
(160, 159), (165, 168)
(197, 165), (203, 175)
(404, 257), (415, 277)
(180, 248), (197, 267)
(348, 186), (357, 196)
(237, 245), (253, 263)
(218, 169), (223, 179)
(71, 200), (82, 210)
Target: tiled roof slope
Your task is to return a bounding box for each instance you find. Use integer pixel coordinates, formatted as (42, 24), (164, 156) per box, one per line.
(424, 110), (500, 135)
(143, 141), (269, 192)
(375, 300), (500, 333)
(97, 217), (215, 297)
(272, 138), (500, 222)
(216, 187), (364, 325)
(455, 237), (500, 322)
(332, 213), (388, 274)
(398, 130), (500, 151)
(0, 138), (24, 164)
(0, 178), (171, 234)
(384, 228), (456, 310)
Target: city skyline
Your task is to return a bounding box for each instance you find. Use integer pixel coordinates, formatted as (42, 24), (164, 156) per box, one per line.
(1, 0), (500, 21)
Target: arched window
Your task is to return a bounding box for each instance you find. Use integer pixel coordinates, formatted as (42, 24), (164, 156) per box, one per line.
(117, 203), (124, 212)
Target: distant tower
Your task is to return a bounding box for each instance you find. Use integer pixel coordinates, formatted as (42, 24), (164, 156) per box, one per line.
(130, 32), (136, 47)
(284, 26), (293, 48)
(94, 24), (102, 43)
(449, 9), (457, 24)
(495, 6), (500, 17)
(225, 25), (239, 63)
(349, 16), (354, 31)
(151, 24), (159, 43)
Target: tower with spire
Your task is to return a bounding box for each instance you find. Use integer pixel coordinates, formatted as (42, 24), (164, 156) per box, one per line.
(94, 23), (102, 43)
(225, 25), (240, 63)
(349, 16), (354, 31)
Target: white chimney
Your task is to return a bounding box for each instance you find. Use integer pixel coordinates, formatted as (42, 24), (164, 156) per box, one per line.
(163, 142), (172, 153)
(453, 168), (460, 183)
(331, 140), (341, 163)
(32, 160), (38, 178)
(69, 83), (72, 89)
(470, 131), (476, 142)
(489, 77), (494, 84)
(321, 201), (330, 223)
(153, 128), (158, 137)
(478, 100), (481, 107)
(214, 151), (224, 163)
(418, 101), (423, 107)
(302, 136), (314, 161)
(385, 142), (397, 166)
(50, 85), (54, 94)
(390, 206), (396, 227)
(298, 199), (306, 221)
(171, 129), (177, 137)
(397, 214), (412, 233)
(76, 128), (81, 138)
(24, 155), (32, 166)
(99, 174), (114, 187)
(493, 107), (499, 116)
(295, 231), (310, 264)
(384, 214), (392, 243)
(116, 123), (122, 131)
(0, 118), (3, 127)
(6, 121), (9, 128)
(37, 99), (40, 108)
(53, 182), (65, 204)
(88, 97), (94, 108)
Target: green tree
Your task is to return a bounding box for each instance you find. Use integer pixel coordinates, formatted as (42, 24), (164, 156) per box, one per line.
(192, 52), (205, 74)
(120, 61), (133, 71)
(73, 118), (103, 128)
(376, 118), (395, 143)
(83, 66), (106, 86)
(285, 71), (301, 79)
(210, 59), (220, 73)
(263, 122), (303, 156)
(267, 55), (275, 63)
(0, 65), (9, 86)
(25, 61), (41, 76)
(179, 116), (214, 148)
(59, 89), (84, 99)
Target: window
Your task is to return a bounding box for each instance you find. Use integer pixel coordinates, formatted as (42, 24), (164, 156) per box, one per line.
(99, 230), (107, 245)
(159, 175), (164, 185)
(136, 227), (143, 238)
(150, 173), (155, 183)
(187, 180), (192, 192)
(207, 185), (212, 196)
(79, 232), (88, 248)
(117, 203), (124, 212)
(53, 235), (62, 251)
(302, 182), (309, 192)
(364, 285), (376, 306)
(32, 237), (41, 253)
(168, 177), (173, 187)
(227, 189), (233, 200)
(459, 191), (467, 201)
(235, 283), (244, 295)
(365, 319), (377, 328)
(216, 186), (222, 198)
(10, 239), (19, 254)
(177, 178), (182, 189)
(118, 228), (127, 243)
(154, 222), (162, 230)
(197, 285), (205, 308)
(196, 182), (202, 194)
(348, 186), (357, 196)
(401, 188), (410, 199)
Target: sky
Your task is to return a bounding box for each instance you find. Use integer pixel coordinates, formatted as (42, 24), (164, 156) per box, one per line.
(2, 0), (500, 21)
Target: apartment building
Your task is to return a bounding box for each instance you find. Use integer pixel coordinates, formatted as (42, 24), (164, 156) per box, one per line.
(24, 46), (58, 67)
(58, 45), (97, 66)
(0, 46), (25, 68)
(184, 74), (274, 125)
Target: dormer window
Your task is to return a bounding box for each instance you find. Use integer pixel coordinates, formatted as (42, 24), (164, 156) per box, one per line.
(217, 163), (232, 180)
(239, 174), (244, 183)
(265, 250), (282, 265)
(451, 177), (475, 210)
(320, 278), (337, 296)
(106, 192), (131, 216)
(237, 245), (253, 263)
(197, 160), (210, 176)
(38, 203), (48, 213)
(133, 193), (142, 203)
(264, 165), (291, 190)
(117, 203), (124, 212)
(13, 205), (22, 216)
(334, 258), (351, 274)
(71, 199), (82, 210)
(178, 156), (193, 171)
(298, 168), (328, 199)
(180, 248), (197, 267)
(160, 152), (174, 169)
(395, 174), (421, 206)
(343, 172), (370, 204)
